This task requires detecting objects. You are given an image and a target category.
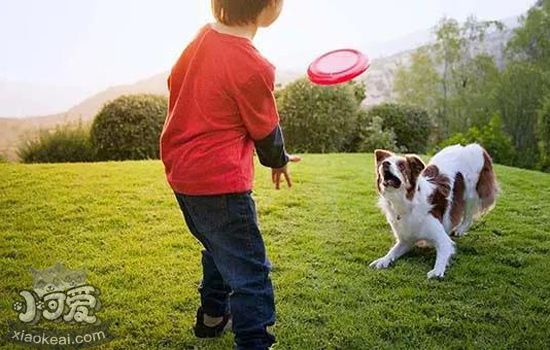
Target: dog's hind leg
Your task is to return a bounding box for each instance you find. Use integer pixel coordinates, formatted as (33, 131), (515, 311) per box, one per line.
(424, 219), (456, 279)
(370, 240), (412, 269)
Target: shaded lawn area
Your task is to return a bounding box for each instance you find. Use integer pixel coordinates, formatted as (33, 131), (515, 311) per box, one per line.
(1, 154), (550, 349)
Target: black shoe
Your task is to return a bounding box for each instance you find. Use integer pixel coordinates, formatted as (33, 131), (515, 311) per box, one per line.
(193, 307), (232, 338)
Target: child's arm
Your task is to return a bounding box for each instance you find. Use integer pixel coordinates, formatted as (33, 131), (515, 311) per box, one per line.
(254, 124), (289, 169)
(235, 70), (290, 169)
(234, 69), (301, 188)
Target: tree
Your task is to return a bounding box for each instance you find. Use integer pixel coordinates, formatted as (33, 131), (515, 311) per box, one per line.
(434, 17), (503, 136)
(393, 47), (440, 115)
(495, 62), (548, 168)
(537, 94), (550, 171)
(508, 0), (550, 68)
(393, 3), (550, 170)
(433, 17), (464, 134)
(500, 0), (550, 170)
(449, 54), (501, 130)
(394, 16), (503, 140)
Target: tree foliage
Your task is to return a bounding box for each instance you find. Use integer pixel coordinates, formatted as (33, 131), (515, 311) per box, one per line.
(391, 6), (550, 172)
(498, 0), (550, 169)
(508, 0), (550, 67)
(495, 62), (548, 168)
(537, 94), (550, 171)
(393, 48), (440, 115)
(394, 17), (503, 140)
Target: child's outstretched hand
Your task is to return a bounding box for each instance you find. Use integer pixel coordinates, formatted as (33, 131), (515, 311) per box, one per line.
(272, 155), (302, 190)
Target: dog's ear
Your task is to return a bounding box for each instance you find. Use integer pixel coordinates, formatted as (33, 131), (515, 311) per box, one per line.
(406, 155), (426, 180)
(375, 150), (392, 193)
(375, 150), (392, 164)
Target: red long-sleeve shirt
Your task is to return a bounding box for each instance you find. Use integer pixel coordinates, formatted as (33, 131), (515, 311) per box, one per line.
(160, 24), (287, 195)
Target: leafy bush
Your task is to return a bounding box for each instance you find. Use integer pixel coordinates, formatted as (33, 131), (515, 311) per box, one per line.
(91, 94), (167, 161)
(18, 123), (95, 163)
(366, 103), (432, 153)
(342, 108), (369, 152)
(277, 78), (364, 153)
(436, 115), (516, 165)
(358, 116), (400, 153)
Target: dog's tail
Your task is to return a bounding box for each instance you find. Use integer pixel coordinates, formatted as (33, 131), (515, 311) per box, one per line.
(476, 147), (499, 214)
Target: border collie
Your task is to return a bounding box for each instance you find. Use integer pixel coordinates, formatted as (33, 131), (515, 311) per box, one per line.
(370, 144), (498, 278)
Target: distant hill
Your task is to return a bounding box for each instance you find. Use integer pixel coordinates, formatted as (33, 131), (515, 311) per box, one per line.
(0, 15), (522, 161)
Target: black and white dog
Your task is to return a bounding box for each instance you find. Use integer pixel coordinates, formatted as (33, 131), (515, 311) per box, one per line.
(370, 144), (498, 278)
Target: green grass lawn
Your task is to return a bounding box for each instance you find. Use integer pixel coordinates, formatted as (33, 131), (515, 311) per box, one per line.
(1, 154), (550, 349)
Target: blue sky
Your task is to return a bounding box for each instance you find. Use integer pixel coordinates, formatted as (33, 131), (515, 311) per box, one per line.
(0, 0), (536, 93)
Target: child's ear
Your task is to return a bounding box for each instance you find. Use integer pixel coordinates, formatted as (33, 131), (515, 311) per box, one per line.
(374, 149), (393, 164)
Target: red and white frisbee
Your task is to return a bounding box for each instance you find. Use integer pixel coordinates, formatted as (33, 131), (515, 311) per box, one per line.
(307, 49), (370, 86)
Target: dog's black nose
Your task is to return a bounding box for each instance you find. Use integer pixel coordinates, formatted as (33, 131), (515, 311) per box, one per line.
(382, 161), (390, 169)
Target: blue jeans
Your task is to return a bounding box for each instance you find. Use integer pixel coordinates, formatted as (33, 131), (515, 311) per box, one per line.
(174, 191), (276, 350)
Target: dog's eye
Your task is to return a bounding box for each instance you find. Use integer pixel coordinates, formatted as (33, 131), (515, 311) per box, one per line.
(398, 163), (406, 171)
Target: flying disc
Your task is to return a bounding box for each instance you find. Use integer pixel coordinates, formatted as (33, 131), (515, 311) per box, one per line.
(307, 49), (370, 85)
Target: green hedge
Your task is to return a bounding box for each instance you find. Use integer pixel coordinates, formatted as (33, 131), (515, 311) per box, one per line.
(90, 94), (167, 161)
(436, 115), (516, 165)
(366, 103), (432, 153)
(277, 79), (364, 153)
(18, 124), (95, 163)
(357, 116), (400, 152)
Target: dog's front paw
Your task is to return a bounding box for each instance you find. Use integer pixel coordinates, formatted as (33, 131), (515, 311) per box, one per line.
(427, 268), (446, 279)
(369, 257), (392, 269)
